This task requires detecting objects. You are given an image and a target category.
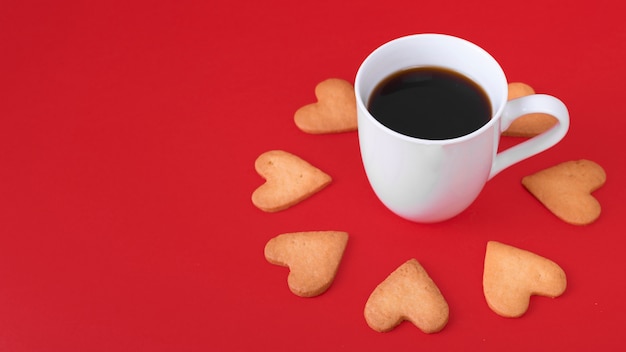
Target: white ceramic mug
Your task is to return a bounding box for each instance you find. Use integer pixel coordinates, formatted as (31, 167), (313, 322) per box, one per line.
(355, 34), (569, 223)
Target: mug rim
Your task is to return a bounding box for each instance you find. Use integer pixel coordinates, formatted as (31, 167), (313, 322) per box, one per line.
(355, 33), (508, 145)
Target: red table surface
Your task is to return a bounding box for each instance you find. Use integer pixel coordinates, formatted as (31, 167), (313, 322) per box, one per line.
(1, 0), (624, 351)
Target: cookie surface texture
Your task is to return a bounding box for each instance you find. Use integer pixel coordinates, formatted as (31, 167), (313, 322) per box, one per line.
(522, 159), (606, 225)
(252, 150), (332, 212)
(483, 241), (567, 318)
(364, 259), (449, 334)
(294, 78), (357, 134)
(502, 82), (558, 137)
(264, 231), (349, 297)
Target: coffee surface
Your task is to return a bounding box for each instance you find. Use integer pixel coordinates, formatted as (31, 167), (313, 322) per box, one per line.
(367, 66), (491, 140)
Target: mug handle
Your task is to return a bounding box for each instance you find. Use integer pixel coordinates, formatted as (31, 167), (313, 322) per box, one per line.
(489, 94), (570, 179)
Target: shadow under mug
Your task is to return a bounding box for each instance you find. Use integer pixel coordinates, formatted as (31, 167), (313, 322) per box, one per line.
(355, 33), (569, 223)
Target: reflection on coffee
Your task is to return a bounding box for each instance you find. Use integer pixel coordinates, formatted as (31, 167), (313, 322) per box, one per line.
(367, 66), (492, 140)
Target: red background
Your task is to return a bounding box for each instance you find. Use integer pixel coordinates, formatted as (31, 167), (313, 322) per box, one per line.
(1, 0), (624, 351)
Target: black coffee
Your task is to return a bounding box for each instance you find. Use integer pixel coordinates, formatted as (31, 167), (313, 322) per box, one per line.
(367, 66), (491, 140)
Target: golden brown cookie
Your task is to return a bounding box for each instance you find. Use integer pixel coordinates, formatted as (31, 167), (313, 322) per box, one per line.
(522, 159), (606, 225)
(252, 150), (332, 212)
(264, 231), (349, 297)
(294, 78), (357, 134)
(502, 82), (558, 137)
(483, 241), (567, 318)
(364, 259), (449, 334)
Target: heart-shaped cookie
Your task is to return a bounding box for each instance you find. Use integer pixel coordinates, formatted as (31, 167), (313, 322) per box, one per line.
(294, 78), (357, 134)
(264, 231), (349, 297)
(522, 159), (606, 225)
(252, 150), (332, 212)
(502, 82), (558, 137)
(364, 259), (449, 334)
(483, 241), (567, 318)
